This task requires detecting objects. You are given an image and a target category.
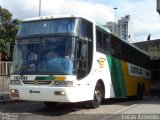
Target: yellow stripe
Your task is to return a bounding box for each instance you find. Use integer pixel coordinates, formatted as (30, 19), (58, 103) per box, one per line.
(54, 76), (66, 81)
(121, 61), (151, 96)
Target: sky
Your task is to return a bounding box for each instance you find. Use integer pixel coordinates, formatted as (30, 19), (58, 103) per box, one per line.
(0, 0), (160, 42)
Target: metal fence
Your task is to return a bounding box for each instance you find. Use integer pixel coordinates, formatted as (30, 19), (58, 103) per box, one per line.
(0, 61), (12, 100)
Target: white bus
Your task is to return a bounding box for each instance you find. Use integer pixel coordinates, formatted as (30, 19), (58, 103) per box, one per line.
(10, 15), (151, 108)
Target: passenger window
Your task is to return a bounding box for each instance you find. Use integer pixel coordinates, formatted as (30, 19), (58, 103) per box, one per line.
(77, 41), (87, 59)
(96, 29), (103, 50)
(103, 34), (110, 53)
(76, 39), (88, 80)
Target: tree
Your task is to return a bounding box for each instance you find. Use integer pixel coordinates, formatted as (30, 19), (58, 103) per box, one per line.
(0, 6), (20, 60)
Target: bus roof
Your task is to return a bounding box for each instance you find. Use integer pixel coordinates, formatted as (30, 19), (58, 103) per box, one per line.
(22, 14), (96, 24)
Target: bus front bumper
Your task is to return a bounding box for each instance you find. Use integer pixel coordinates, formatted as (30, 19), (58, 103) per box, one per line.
(9, 85), (93, 103)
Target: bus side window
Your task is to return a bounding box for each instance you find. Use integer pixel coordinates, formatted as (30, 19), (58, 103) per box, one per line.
(76, 40), (88, 79)
(79, 19), (93, 40)
(77, 41), (87, 59)
(103, 33), (110, 53)
(96, 29), (103, 51)
(111, 35), (121, 58)
(77, 41), (81, 59)
(81, 44), (87, 59)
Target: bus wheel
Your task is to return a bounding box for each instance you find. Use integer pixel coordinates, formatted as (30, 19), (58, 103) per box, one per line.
(136, 85), (143, 100)
(43, 102), (58, 107)
(89, 83), (103, 108)
(141, 85), (145, 99)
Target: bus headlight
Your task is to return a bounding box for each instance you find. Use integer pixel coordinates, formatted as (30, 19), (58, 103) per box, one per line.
(52, 81), (73, 87)
(10, 89), (20, 98)
(10, 89), (19, 93)
(10, 80), (21, 85)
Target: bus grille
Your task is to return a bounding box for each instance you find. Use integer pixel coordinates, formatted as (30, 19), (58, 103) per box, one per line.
(22, 80), (52, 85)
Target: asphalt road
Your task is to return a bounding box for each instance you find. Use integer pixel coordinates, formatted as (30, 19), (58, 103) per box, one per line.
(0, 95), (160, 120)
(1, 81), (160, 120)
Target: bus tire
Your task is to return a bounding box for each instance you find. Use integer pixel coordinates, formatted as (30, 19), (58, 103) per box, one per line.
(89, 83), (103, 109)
(141, 84), (145, 99)
(43, 102), (58, 107)
(136, 84), (143, 100)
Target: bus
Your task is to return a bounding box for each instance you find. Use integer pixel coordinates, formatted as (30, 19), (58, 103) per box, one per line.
(10, 15), (151, 108)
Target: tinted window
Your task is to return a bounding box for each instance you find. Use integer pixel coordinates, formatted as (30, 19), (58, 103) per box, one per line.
(96, 29), (103, 50)
(79, 19), (93, 39)
(103, 33), (110, 53)
(18, 19), (78, 36)
(111, 35), (121, 58)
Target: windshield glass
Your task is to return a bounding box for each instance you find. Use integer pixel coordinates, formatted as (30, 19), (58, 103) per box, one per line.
(11, 37), (75, 75)
(12, 39), (40, 74)
(18, 18), (78, 36)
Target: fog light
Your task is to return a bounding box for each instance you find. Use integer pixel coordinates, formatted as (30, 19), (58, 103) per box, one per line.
(11, 89), (15, 93)
(10, 89), (19, 93)
(54, 91), (66, 95)
(10, 89), (19, 98)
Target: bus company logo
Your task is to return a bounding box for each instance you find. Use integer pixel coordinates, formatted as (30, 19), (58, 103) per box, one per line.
(97, 58), (106, 68)
(29, 90), (40, 94)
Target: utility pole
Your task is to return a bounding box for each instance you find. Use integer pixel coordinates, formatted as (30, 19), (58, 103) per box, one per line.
(39, 0), (41, 16)
(147, 34), (151, 58)
(113, 7), (118, 24)
(113, 7), (118, 34)
(0, 16), (1, 22)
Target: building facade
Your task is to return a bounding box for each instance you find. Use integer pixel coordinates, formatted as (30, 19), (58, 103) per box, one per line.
(105, 15), (134, 42)
(117, 15), (134, 42)
(133, 39), (160, 60)
(134, 39), (160, 81)
(104, 22), (116, 33)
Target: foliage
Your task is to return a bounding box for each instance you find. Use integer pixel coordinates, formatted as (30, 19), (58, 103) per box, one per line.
(0, 6), (20, 60)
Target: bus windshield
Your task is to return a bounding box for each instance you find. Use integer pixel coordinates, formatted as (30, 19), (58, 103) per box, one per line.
(17, 18), (78, 36)
(11, 37), (75, 75)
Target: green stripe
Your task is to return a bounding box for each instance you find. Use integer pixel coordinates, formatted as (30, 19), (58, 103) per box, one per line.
(107, 55), (126, 97)
(35, 76), (54, 80)
(114, 58), (126, 96)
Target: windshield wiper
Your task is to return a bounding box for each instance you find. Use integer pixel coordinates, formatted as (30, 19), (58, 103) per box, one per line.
(19, 64), (36, 75)
(19, 65), (29, 75)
